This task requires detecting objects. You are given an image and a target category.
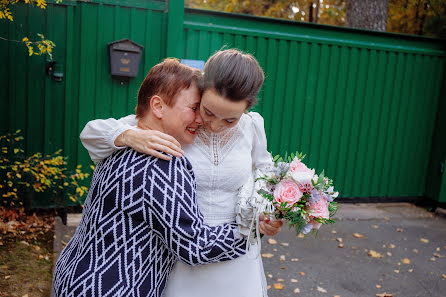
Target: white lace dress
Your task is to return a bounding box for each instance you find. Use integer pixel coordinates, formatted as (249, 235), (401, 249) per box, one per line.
(80, 112), (274, 297)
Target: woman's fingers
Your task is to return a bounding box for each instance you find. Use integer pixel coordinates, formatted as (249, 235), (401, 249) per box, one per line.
(151, 138), (183, 157)
(259, 219), (283, 236)
(145, 149), (172, 161)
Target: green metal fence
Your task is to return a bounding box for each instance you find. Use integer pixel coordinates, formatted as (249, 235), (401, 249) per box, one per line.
(1, 0), (445, 207)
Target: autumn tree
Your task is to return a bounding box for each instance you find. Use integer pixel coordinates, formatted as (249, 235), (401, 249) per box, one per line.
(388, 0), (446, 37)
(185, 0), (346, 24)
(345, 0), (389, 31)
(0, 0), (56, 57)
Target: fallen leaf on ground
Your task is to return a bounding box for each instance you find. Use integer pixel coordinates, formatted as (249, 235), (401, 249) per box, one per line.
(396, 228), (403, 232)
(376, 293), (393, 297)
(336, 238), (343, 242)
(22, 294), (29, 297)
(413, 249), (419, 254)
(368, 250), (383, 258)
(408, 269), (413, 272)
(442, 274), (446, 279)
(433, 253), (444, 258)
(376, 285), (382, 288)
(338, 243), (344, 248)
(317, 286), (327, 293)
(298, 233), (304, 238)
(279, 255), (286, 262)
(273, 283), (284, 289)
(268, 238), (278, 245)
(290, 278), (298, 283)
(5, 275), (11, 280)
(277, 278), (285, 282)
(352, 233), (365, 239)
(401, 258), (411, 264)
(262, 253), (274, 258)
(394, 270), (400, 273)
(293, 288), (300, 293)
(436, 247), (440, 251)
(371, 225), (379, 229)
(386, 252), (392, 257)
(280, 242), (289, 247)
(420, 238), (429, 243)
(389, 244), (396, 249)
(299, 272), (305, 276)
(267, 273), (273, 278)
(334, 295), (340, 297)
(280, 266), (286, 269)
(267, 285), (271, 290)
(331, 230), (337, 234)
(291, 258), (299, 262)
(273, 248), (278, 252)
(430, 257), (436, 262)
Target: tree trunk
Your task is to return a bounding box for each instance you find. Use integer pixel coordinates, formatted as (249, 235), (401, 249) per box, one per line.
(345, 0), (389, 31)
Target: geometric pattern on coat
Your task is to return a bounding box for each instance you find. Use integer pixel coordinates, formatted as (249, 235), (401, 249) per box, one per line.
(52, 148), (246, 297)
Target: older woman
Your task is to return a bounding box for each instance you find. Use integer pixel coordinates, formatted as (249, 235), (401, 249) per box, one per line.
(52, 59), (248, 297)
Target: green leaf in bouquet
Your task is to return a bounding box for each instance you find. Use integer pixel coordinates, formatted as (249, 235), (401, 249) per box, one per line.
(284, 210), (307, 235)
(328, 201), (338, 217)
(257, 189), (274, 202)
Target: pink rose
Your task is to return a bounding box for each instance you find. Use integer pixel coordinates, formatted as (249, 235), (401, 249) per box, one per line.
(288, 158), (315, 176)
(273, 179), (303, 208)
(307, 198), (330, 219)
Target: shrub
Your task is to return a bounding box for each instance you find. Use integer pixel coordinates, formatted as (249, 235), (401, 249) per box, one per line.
(0, 130), (91, 208)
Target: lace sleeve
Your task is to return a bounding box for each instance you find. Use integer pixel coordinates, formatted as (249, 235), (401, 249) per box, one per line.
(235, 113), (275, 242)
(249, 112), (274, 172)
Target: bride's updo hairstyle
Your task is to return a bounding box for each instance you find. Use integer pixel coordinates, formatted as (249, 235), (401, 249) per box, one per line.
(203, 49), (264, 109)
(136, 58), (203, 118)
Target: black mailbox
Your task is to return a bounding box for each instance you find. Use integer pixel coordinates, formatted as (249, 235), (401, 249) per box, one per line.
(108, 39), (143, 78)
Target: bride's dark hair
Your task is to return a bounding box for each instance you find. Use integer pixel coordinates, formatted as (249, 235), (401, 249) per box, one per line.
(203, 49), (264, 109)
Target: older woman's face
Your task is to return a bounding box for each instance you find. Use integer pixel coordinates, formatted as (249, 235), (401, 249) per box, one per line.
(162, 82), (202, 145)
(200, 88), (248, 133)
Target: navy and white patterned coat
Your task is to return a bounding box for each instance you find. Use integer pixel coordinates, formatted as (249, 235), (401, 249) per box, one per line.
(52, 148), (246, 297)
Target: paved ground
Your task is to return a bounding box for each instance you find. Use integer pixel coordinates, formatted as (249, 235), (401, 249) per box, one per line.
(54, 203), (446, 297)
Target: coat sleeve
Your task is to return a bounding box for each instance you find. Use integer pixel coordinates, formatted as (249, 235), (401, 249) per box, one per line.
(145, 156), (247, 266)
(80, 115), (137, 162)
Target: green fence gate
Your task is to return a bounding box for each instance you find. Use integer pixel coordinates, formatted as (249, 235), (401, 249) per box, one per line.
(1, 0), (445, 207)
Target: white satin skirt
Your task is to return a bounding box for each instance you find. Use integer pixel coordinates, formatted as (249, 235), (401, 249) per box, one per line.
(162, 243), (268, 297)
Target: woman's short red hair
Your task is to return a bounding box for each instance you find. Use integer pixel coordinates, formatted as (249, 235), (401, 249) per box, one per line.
(136, 58), (203, 118)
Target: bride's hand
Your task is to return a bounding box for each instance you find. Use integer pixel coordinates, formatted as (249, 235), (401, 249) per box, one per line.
(115, 129), (184, 161)
(258, 214), (283, 236)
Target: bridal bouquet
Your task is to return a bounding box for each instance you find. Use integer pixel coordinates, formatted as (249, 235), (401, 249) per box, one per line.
(237, 153), (338, 238)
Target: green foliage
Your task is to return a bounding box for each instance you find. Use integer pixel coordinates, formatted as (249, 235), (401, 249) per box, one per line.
(0, 0), (61, 57)
(0, 130), (90, 208)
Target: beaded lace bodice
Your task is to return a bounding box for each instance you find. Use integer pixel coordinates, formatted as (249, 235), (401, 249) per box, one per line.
(183, 112), (273, 226)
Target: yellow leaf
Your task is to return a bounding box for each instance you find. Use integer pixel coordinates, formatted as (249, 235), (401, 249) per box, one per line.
(368, 250), (383, 258)
(273, 283), (284, 290)
(14, 148), (19, 154)
(268, 238), (277, 245)
(261, 253), (274, 258)
(401, 258), (411, 264)
(352, 233), (365, 239)
(420, 238), (429, 243)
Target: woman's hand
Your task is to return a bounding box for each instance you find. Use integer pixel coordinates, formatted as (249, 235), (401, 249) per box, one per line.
(258, 214), (283, 236)
(115, 129), (183, 161)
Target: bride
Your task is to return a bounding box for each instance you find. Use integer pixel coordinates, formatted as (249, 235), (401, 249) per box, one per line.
(80, 49), (282, 297)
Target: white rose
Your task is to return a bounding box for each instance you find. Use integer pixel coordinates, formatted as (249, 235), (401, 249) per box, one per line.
(289, 171), (313, 185)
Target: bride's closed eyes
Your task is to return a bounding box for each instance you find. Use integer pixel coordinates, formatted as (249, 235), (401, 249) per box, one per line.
(203, 107), (237, 123)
